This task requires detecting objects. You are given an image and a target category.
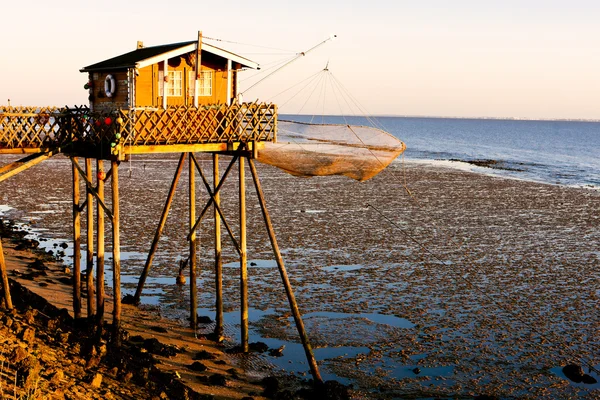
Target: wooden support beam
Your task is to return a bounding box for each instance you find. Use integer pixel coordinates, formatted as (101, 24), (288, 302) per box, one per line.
(85, 158), (95, 318)
(248, 159), (322, 383)
(189, 154), (241, 254)
(72, 157), (82, 318)
(111, 160), (122, 345)
(213, 154), (223, 338)
(0, 238), (13, 310)
(240, 156), (249, 352)
(70, 158), (114, 223)
(96, 160), (105, 327)
(133, 153), (185, 304)
(189, 153), (197, 328)
(0, 151), (56, 183)
(187, 156), (237, 238)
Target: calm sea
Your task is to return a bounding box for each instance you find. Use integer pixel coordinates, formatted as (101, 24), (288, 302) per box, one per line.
(283, 115), (600, 189)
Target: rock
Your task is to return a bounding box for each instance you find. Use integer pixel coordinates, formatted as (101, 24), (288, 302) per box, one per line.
(268, 345), (285, 357)
(86, 354), (102, 369)
(20, 327), (36, 343)
(563, 364), (585, 383)
(24, 309), (37, 324)
(208, 374), (228, 386)
(249, 341), (269, 353)
(261, 376), (280, 397)
(90, 373), (103, 388)
(16, 356), (41, 389)
(60, 242), (69, 249)
(193, 350), (217, 360)
(582, 374), (598, 384)
(188, 361), (208, 372)
(11, 346), (29, 364)
(197, 315), (213, 324)
(315, 380), (351, 400)
(122, 294), (138, 305)
(412, 367), (421, 374)
(50, 369), (65, 384)
(150, 326), (169, 333)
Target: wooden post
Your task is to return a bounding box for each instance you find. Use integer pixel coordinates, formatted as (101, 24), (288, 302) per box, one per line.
(72, 157), (82, 318)
(96, 160), (105, 326)
(85, 158), (95, 317)
(134, 153), (185, 304)
(189, 153), (197, 328)
(111, 161), (121, 345)
(0, 238), (13, 310)
(239, 156), (248, 352)
(214, 154), (223, 338)
(194, 31), (202, 108)
(248, 159), (322, 383)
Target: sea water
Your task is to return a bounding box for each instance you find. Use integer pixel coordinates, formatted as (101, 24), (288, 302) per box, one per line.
(283, 115), (600, 190)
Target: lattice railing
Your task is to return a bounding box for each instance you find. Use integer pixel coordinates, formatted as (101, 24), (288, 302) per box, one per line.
(121, 103), (277, 145)
(0, 103), (277, 153)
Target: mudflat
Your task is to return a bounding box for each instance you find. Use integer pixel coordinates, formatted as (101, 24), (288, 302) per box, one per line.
(1, 154), (599, 398)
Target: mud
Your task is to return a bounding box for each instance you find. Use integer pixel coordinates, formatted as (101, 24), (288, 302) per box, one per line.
(1, 154), (600, 398)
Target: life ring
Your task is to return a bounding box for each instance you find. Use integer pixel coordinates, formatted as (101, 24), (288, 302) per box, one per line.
(104, 74), (116, 98)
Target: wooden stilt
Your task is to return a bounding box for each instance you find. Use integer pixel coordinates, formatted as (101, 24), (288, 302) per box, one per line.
(111, 161), (121, 345)
(72, 157), (82, 318)
(85, 158), (95, 318)
(239, 156), (249, 352)
(133, 153), (185, 304)
(248, 159), (322, 383)
(189, 153), (197, 328)
(96, 160), (105, 326)
(213, 154), (223, 338)
(0, 238), (13, 310)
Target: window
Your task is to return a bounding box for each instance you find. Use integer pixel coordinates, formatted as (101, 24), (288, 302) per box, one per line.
(166, 71), (182, 96)
(188, 71), (213, 97)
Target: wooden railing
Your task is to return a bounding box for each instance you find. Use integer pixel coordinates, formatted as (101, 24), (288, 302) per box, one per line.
(0, 103), (277, 154)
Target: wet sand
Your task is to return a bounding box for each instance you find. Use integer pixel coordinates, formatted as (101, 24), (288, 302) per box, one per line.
(1, 154), (600, 398)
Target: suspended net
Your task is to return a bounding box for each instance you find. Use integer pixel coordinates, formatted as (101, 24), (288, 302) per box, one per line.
(256, 120), (406, 182)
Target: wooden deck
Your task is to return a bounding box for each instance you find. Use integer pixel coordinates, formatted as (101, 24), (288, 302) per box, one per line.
(0, 103), (277, 159)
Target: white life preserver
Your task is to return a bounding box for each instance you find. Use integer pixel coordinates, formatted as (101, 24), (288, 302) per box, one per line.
(104, 74), (116, 98)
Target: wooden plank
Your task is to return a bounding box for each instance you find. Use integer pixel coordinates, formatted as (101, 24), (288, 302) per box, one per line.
(85, 158), (95, 317)
(0, 151), (55, 183)
(0, 238), (13, 310)
(189, 153), (197, 329)
(72, 157), (82, 318)
(111, 160), (122, 345)
(213, 154), (223, 338)
(239, 157), (248, 352)
(96, 160), (105, 327)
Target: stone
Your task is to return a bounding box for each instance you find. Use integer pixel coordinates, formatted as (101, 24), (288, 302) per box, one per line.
(90, 373), (103, 388)
(20, 327), (36, 343)
(11, 346), (29, 364)
(50, 369), (65, 384)
(563, 364), (585, 383)
(188, 361), (207, 372)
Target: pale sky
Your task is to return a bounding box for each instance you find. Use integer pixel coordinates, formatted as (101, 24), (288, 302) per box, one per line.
(1, 0), (599, 119)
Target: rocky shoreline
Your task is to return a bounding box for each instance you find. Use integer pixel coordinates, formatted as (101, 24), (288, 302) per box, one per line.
(0, 221), (350, 400)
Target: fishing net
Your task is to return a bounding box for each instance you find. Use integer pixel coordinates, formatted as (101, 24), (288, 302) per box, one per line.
(256, 120), (406, 181)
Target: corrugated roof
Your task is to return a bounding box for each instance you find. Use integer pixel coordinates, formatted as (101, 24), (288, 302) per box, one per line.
(80, 40), (258, 72)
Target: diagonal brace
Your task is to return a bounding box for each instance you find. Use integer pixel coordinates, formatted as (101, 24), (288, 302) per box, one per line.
(0, 151), (57, 183)
(70, 158), (114, 223)
(189, 154), (241, 254)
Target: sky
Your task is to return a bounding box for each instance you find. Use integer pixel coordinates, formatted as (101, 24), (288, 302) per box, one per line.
(1, 0), (599, 120)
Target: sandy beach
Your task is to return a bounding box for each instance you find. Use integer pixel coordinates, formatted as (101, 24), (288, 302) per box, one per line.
(1, 154), (599, 398)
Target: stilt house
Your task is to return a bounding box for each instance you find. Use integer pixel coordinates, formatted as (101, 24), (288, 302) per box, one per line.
(80, 38), (258, 113)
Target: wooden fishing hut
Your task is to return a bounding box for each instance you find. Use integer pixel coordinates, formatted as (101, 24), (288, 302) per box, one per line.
(0, 33), (322, 382)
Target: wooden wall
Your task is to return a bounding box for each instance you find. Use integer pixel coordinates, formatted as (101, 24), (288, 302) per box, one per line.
(89, 71), (129, 113)
(134, 52), (234, 108)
